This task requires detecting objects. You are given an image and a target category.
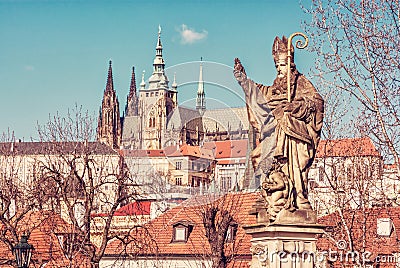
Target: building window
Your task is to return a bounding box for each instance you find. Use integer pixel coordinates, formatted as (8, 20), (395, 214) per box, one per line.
(225, 224), (238, 242)
(175, 226), (186, 240)
(146, 93), (149, 97)
(318, 166), (324, 183)
(308, 179), (316, 191)
(221, 176), (232, 192)
(149, 117), (156, 127)
(175, 177), (182, 185)
(175, 161), (182, 170)
(172, 222), (193, 243)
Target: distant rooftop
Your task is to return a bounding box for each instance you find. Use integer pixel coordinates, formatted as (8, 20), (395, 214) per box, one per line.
(316, 137), (380, 158)
(0, 141), (118, 155)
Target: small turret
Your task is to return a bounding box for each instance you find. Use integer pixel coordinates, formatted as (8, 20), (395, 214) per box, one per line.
(140, 70), (146, 90)
(172, 72), (178, 91)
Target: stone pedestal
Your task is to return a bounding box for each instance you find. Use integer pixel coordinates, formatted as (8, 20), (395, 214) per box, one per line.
(244, 223), (324, 268)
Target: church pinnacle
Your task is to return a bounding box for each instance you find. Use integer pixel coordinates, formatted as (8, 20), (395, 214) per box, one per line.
(196, 62), (206, 114)
(125, 66), (139, 116)
(128, 66), (137, 101)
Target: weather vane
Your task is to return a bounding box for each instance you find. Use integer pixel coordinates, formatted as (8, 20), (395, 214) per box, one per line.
(287, 32), (308, 102)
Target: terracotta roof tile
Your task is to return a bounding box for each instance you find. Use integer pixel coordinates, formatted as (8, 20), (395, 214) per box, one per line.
(318, 206), (400, 264)
(316, 137), (380, 158)
(0, 210), (91, 267)
(165, 144), (214, 159)
(92, 201), (151, 217)
(203, 140), (248, 159)
(104, 192), (260, 263)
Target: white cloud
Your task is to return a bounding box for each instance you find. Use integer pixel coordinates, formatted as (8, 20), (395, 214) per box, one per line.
(24, 65), (35, 71)
(178, 24), (208, 45)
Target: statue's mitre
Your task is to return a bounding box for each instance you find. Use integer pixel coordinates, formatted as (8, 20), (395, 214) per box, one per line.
(272, 36), (294, 62)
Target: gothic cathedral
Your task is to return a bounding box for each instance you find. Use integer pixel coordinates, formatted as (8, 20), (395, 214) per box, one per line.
(97, 27), (249, 150)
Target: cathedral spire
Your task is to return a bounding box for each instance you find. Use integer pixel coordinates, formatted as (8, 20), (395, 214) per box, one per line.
(106, 60), (114, 92)
(153, 25), (165, 74)
(125, 66), (139, 116)
(128, 66), (137, 101)
(196, 61), (206, 114)
(157, 25), (162, 49)
(97, 60), (121, 149)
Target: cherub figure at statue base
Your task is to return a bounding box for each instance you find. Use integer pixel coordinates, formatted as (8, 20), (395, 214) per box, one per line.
(259, 163), (317, 224)
(261, 166), (289, 222)
(250, 158), (318, 224)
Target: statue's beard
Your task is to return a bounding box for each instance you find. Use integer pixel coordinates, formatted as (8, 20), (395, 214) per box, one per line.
(273, 76), (287, 90)
(272, 69), (298, 90)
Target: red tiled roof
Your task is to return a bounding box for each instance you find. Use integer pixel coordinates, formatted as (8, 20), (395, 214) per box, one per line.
(0, 210), (91, 267)
(104, 192), (259, 263)
(316, 137), (380, 158)
(92, 201), (151, 217)
(317, 206), (400, 264)
(384, 163), (399, 170)
(203, 140), (248, 159)
(165, 144), (214, 159)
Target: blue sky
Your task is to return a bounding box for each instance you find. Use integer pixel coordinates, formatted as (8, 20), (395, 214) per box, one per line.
(0, 0), (314, 140)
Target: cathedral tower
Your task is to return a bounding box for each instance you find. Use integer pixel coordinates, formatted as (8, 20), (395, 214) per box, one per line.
(97, 60), (122, 149)
(138, 26), (178, 149)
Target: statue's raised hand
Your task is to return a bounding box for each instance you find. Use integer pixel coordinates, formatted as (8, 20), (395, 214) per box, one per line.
(234, 58), (247, 76)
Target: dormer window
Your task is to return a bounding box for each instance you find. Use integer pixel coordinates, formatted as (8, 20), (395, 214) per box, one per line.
(225, 223), (238, 242)
(172, 221), (193, 243)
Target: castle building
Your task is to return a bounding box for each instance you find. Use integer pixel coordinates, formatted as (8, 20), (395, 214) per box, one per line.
(97, 27), (250, 151)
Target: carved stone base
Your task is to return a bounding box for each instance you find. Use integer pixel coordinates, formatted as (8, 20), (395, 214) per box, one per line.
(244, 223), (325, 268)
(274, 209), (317, 225)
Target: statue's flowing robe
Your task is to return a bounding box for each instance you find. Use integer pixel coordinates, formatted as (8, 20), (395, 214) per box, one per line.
(234, 69), (324, 209)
